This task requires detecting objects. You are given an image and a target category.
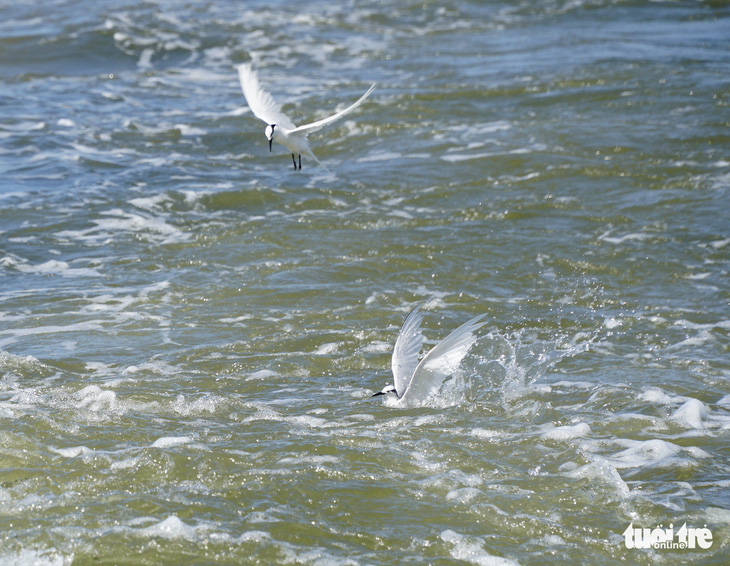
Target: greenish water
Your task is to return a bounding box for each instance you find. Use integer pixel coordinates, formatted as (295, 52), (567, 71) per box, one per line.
(1, 0), (729, 564)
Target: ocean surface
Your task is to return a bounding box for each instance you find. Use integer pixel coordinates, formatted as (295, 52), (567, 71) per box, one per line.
(1, 0), (729, 564)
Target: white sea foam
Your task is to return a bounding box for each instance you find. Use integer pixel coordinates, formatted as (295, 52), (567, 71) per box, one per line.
(243, 503), (295, 524)
(597, 231), (653, 245)
(140, 515), (197, 540)
(361, 340), (391, 354)
(173, 394), (218, 415)
(75, 385), (117, 412)
(607, 439), (709, 470)
(138, 48), (154, 69)
(0, 120), (46, 132)
(357, 150), (402, 163)
(94, 210), (187, 242)
(247, 369), (279, 380)
(445, 487), (483, 504)
(0, 549), (70, 566)
(150, 436), (193, 448)
(71, 142), (137, 163)
(286, 415), (330, 429)
(705, 507), (730, 524)
(11, 258), (101, 277)
(542, 422), (591, 441)
(128, 193), (173, 212)
(568, 459), (630, 498)
(277, 455), (340, 466)
(440, 530), (520, 565)
(410, 450), (445, 473)
(110, 457), (140, 471)
(314, 342), (339, 355)
(238, 530), (272, 543)
(242, 403), (282, 423)
(0, 321), (105, 349)
(640, 387), (676, 405)
(670, 398), (709, 429)
(121, 358), (178, 379)
(441, 151), (498, 163)
(0, 350), (49, 375)
(56, 209), (188, 245)
(551, 380), (595, 389)
(4, 388), (42, 412)
(470, 428), (501, 440)
(684, 271), (712, 280)
(51, 446), (93, 458)
(539, 534), (566, 546)
(670, 333), (712, 349)
(442, 121), (512, 137)
(79, 293), (137, 314)
(174, 124), (207, 136)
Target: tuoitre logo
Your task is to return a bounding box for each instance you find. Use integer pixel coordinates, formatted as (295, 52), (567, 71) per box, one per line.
(623, 522), (713, 550)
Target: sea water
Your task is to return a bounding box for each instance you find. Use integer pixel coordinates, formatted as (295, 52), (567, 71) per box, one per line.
(1, 0), (728, 564)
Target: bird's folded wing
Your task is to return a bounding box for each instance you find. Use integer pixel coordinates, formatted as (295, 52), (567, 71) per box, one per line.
(237, 64), (296, 130)
(400, 313), (487, 406)
(391, 306), (425, 398)
(292, 84), (375, 136)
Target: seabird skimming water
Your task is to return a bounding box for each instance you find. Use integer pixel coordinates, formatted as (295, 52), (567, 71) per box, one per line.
(373, 306), (487, 407)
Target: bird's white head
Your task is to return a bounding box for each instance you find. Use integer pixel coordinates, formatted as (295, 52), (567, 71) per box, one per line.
(264, 124), (276, 152)
(372, 384), (397, 398)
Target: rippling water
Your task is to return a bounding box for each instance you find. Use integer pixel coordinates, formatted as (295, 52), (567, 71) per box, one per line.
(1, 0), (729, 564)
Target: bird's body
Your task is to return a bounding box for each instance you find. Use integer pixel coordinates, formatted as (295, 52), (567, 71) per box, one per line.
(237, 63), (375, 170)
(373, 306), (487, 407)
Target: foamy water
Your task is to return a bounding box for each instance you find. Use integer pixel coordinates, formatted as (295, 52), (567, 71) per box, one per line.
(1, 0), (729, 564)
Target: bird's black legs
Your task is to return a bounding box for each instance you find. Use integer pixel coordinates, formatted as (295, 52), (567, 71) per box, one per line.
(298, 154), (302, 170)
(291, 154), (302, 171)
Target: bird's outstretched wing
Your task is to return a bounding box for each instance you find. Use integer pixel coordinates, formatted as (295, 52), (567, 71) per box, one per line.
(391, 306), (425, 398)
(400, 313), (487, 407)
(292, 84), (376, 136)
(237, 64), (296, 130)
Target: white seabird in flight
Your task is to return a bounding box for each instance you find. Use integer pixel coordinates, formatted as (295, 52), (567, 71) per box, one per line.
(237, 63), (375, 170)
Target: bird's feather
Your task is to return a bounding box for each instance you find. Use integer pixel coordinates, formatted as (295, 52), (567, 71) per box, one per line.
(391, 306), (425, 397)
(399, 313), (487, 407)
(292, 84), (376, 136)
(237, 63), (296, 130)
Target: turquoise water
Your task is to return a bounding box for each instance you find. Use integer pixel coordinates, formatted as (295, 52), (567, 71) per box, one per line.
(1, 0), (729, 564)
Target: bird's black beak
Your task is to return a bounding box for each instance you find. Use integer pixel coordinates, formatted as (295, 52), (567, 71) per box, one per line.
(371, 391), (385, 397)
(268, 138), (272, 152)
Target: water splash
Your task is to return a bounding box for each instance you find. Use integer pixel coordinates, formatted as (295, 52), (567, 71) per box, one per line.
(409, 330), (594, 410)
(462, 330), (595, 409)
